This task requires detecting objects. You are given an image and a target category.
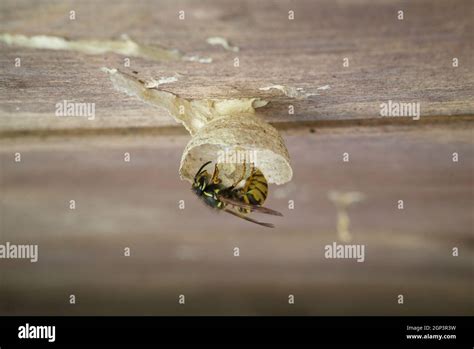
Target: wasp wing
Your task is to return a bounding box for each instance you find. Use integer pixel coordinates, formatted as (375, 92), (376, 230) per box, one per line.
(224, 208), (274, 228)
(218, 195), (283, 216)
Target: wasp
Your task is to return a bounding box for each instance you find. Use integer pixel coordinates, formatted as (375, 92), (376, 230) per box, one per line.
(192, 161), (283, 228)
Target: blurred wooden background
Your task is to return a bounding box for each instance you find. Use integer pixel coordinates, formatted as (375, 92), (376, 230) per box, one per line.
(0, 0), (473, 315)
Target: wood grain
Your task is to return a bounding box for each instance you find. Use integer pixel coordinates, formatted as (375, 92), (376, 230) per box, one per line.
(0, 0), (473, 133)
(0, 0), (472, 316)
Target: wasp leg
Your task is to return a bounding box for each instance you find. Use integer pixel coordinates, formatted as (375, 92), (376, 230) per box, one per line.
(231, 161), (247, 188)
(211, 163), (221, 184)
(243, 162), (257, 193)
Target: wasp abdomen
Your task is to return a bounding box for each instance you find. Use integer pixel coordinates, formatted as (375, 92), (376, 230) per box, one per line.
(238, 169), (268, 213)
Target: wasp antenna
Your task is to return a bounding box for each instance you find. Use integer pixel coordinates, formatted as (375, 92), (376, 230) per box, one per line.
(194, 161), (212, 180)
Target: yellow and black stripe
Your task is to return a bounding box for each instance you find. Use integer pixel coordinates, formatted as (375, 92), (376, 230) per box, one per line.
(239, 169), (268, 211)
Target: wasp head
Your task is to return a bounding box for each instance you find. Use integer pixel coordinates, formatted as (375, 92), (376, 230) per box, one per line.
(192, 161), (212, 196)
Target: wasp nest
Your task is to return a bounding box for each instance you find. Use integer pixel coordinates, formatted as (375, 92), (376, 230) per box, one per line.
(102, 68), (293, 186)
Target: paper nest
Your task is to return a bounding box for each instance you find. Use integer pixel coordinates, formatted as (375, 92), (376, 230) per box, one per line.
(102, 68), (293, 186)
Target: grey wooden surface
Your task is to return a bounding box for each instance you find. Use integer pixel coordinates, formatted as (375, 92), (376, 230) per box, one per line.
(0, 0), (472, 315)
(0, 0), (473, 133)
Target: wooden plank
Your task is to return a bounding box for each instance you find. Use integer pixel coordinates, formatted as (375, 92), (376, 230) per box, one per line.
(0, 0), (473, 132)
(0, 0), (472, 316)
(1, 125), (472, 315)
